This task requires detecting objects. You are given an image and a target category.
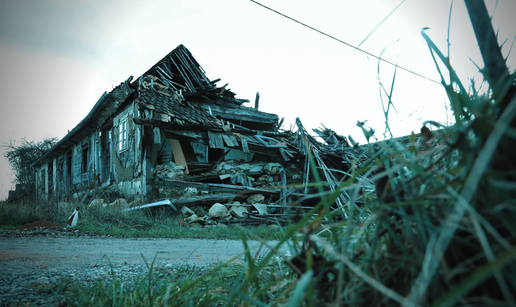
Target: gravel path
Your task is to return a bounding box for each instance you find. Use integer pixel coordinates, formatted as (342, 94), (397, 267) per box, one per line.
(0, 227), (283, 306)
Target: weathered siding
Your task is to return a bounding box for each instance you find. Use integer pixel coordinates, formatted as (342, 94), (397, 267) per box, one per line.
(36, 164), (48, 198)
(111, 103), (144, 196)
(52, 158), (57, 195)
(36, 103), (146, 198)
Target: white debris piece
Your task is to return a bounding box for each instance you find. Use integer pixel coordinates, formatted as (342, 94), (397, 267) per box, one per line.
(209, 203), (228, 218)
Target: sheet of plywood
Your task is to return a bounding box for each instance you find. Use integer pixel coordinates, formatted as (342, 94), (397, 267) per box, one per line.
(170, 139), (189, 174)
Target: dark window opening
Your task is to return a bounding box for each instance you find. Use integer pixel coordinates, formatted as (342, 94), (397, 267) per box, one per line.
(208, 148), (225, 163)
(40, 169), (45, 192)
(66, 153), (72, 189)
(100, 129), (112, 184)
(82, 144), (89, 174)
(48, 163), (53, 195)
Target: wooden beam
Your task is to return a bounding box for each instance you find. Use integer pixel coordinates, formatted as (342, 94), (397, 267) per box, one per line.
(170, 193), (248, 207)
(150, 179), (280, 197)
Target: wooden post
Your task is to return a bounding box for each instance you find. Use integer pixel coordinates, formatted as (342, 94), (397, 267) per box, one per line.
(254, 92), (260, 109)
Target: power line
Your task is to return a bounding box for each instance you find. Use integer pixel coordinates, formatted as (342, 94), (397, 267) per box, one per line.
(356, 0), (406, 50)
(249, 0), (441, 85)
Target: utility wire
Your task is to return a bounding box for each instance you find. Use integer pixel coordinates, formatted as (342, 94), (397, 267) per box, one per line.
(249, 0), (441, 85)
(356, 0), (406, 50)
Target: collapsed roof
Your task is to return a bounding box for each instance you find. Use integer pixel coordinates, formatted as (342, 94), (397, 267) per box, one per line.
(31, 44), (431, 223)
(32, 44), (281, 167)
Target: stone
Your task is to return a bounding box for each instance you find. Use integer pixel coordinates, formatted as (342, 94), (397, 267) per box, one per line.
(230, 206), (249, 218)
(107, 198), (128, 209)
(256, 175), (268, 183)
(186, 214), (205, 224)
(263, 162), (283, 175)
(88, 199), (105, 207)
(128, 197), (145, 208)
(292, 174), (302, 180)
(183, 187), (198, 197)
(180, 206), (195, 216)
(209, 203), (228, 218)
(268, 224), (280, 230)
(247, 194), (265, 204)
(216, 223), (228, 228)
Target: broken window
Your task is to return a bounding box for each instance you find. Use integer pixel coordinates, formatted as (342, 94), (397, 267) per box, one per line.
(118, 120), (128, 152)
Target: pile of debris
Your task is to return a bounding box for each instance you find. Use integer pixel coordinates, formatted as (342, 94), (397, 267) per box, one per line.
(178, 194), (285, 227)
(154, 159), (303, 189)
(137, 119), (379, 226)
(82, 117), (429, 227)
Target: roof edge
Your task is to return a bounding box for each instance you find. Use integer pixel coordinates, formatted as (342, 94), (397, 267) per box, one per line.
(31, 76), (134, 167)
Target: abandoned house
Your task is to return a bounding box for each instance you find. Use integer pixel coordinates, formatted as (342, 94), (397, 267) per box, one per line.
(33, 44), (415, 221)
(29, 43), (444, 225)
(31, 44), (305, 199)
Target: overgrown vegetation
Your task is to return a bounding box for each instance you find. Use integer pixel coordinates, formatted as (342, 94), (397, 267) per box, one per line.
(1, 2), (515, 306)
(3, 137), (57, 191)
(0, 197), (282, 241)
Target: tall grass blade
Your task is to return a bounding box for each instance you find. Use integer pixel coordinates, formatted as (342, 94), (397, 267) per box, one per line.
(447, 186), (516, 305)
(431, 244), (516, 307)
(287, 270), (314, 307)
(214, 281), (270, 307)
(404, 94), (516, 307)
(312, 236), (411, 306)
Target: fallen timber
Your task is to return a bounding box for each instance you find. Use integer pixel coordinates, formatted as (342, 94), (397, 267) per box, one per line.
(148, 179), (314, 203)
(148, 179), (331, 225)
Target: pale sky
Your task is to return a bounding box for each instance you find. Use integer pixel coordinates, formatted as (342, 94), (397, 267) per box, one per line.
(0, 0), (514, 199)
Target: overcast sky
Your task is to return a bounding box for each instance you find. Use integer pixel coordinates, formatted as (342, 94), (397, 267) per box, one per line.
(0, 0), (514, 199)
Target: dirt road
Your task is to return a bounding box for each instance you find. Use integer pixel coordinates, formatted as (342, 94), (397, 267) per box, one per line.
(0, 233), (284, 269)
(0, 228), (288, 305)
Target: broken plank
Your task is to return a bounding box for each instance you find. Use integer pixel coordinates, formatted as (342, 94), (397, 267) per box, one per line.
(171, 193), (248, 207)
(149, 179), (281, 198)
(240, 136), (250, 153)
(170, 139), (190, 174)
(228, 134), (239, 147)
(279, 148), (290, 161)
(208, 130), (217, 148)
(214, 133), (225, 149)
(222, 134), (236, 147)
(167, 130), (203, 139)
